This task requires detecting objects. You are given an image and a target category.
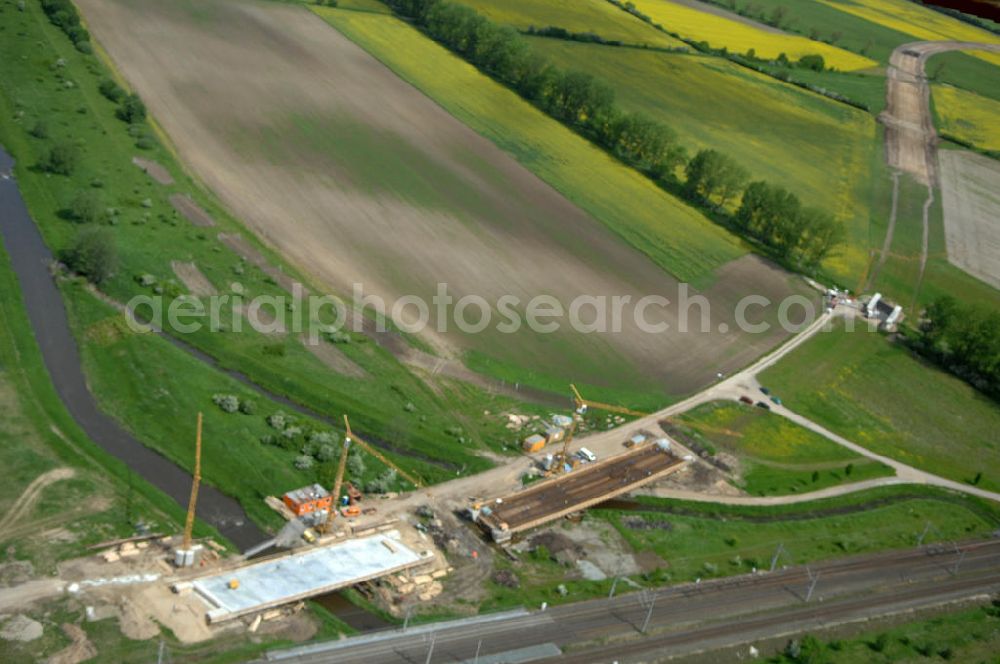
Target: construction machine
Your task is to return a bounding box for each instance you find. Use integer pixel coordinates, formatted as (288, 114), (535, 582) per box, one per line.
(316, 415), (423, 533)
(571, 384), (648, 418)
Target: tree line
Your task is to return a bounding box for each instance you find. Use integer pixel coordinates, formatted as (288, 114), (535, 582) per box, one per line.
(382, 0), (845, 268)
(916, 297), (1000, 401)
(40, 0), (92, 53)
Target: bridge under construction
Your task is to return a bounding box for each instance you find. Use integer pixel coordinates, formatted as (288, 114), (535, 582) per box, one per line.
(476, 442), (686, 542)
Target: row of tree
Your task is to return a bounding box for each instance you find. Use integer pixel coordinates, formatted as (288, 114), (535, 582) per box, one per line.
(918, 297), (1000, 400)
(40, 0), (92, 53)
(384, 0), (846, 269)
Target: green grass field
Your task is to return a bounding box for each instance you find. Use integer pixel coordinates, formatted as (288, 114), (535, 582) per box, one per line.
(455, 0), (686, 48)
(760, 319), (1000, 492)
(526, 38), (878, 279)
(482, 486), (1000, 610)
(765, 602), (1000, 663)
(0, 0), (549, 494)
(313, 6), (745, 287)
(603, 487), (998, 583)
(675, 401), (892, 496)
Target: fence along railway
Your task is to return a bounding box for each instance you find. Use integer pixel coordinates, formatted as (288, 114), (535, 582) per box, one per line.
(474, 441), (686, 543)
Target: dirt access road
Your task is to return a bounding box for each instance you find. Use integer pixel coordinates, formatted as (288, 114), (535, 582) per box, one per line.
(879, 40), (1000, 295)
(883, 40), (1000, 186)
(342, 305), (1000, 532)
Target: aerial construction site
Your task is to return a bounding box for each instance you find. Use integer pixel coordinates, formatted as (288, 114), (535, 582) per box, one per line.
(3, 0), (1000, 661)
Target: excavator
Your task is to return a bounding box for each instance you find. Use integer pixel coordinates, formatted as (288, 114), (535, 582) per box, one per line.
(316, 415), (423, 533)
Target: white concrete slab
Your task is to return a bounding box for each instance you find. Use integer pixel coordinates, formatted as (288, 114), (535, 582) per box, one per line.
(193, 533), (424, 620)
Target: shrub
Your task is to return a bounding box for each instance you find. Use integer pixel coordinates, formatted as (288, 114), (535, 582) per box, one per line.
(798, 54), (826, 72)
(38, 141), (79, 175)
(316, 444), (336, 462)
(116, 94), (146, 123)
(68, 189), (106, 224)
(238, 399), (256, 415)
(61, 227), (117, 285)
(294, 455), (315, 470)
(98, 78), (125, 103)
(212, 394), (240, 413)
(28, 120), (49, 139)
(266, 411), (288, 430)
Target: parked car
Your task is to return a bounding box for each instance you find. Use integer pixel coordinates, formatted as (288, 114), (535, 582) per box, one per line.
(739, 395), (754, 405)
(770, 396), (782, 405)
(760, 386), (771, 395)
(578, 447), (597, 462)
(756, 401), (771, 410)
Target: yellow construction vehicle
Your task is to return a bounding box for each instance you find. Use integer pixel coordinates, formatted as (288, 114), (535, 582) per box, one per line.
(546, 417), (579, 477)
(571, 384), (648, 418)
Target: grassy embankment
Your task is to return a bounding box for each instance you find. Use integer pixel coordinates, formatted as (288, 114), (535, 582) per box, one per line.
(760, 318), (1000, 492)
(0, 220), (336, 662)
(674, 401), (893, 495)
(0, 0), (552, 526)
(525, 38), (879, 280)
(480, 485), (1000, 611)
(763, 601), (1000, 663)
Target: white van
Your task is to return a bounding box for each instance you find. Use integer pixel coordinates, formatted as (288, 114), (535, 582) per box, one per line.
(578, 447), (597, 463)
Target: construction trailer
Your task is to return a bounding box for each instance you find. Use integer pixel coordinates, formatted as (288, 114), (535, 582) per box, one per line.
(282, 484), (333, 518)
(522, 434), (546, 453)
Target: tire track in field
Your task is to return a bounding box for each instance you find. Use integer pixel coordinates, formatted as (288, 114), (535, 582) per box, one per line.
(865, 170), (901, 291)
(0, 468), (76, 534)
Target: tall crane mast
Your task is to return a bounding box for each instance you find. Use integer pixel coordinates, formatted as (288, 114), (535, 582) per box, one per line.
(182, 412), (203, 551)
(570, 383), (648, 418)
(344, 415), (424, 489)
(329, 427), (352, 521)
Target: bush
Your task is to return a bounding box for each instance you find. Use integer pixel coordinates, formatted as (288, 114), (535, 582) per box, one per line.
(68, 189), (106, 224)
(266, 411), (289, 430)
(798, 54), (826, 72)
(98, 78), (125, 103)
(212, 394), (240, 413)
(316, 444), (336, 462)
(61, 227), (118, 285)
(294, 455), (315, 470)
(116, 94), (146, 123)
(38, 141), (79, 175)
(238, 399), (256, 415)
(29, 120), (49, 139)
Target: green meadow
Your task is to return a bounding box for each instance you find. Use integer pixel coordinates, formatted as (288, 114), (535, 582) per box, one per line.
(676, 401), (893, 496)
(760, 319), (1000, 492)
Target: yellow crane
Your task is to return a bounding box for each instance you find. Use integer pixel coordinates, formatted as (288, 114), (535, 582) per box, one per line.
(343, 415), (424, 489)
(547, 417), (579, 477)
(570, 384), (648, 418)
(182, 412), (203, 551)
(316, 415), (423, 534)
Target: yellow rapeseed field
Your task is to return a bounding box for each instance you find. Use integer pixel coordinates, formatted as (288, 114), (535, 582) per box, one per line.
(820, 0), (1000, 68)
(934, 84), (1000, 152)
(628, 0), (877, 71)
(313, 6), (745, 285)
(456, 0), (686, 49)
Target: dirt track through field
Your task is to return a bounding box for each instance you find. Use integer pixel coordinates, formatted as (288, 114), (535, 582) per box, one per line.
(0, 468), (75, 534)
(881, 40), (1000, 293)
(76, 0), (805, 395)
